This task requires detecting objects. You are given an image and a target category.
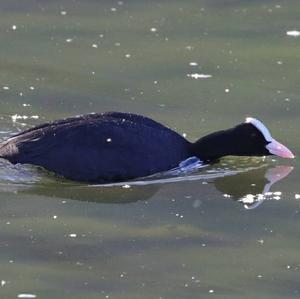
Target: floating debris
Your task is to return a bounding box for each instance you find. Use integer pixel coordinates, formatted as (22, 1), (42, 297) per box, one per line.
(187, 73), (212, 79)
(286, 30), (300, 37)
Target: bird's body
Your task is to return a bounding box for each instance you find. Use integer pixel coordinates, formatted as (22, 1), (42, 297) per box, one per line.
(0, 112), (294, 183)
(0, 112), (191, 182)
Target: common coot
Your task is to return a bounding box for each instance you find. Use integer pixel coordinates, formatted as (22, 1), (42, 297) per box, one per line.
(0, 112), (294, 182)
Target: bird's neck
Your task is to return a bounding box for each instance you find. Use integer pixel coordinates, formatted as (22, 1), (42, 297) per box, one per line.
(189, 127), (240, 162)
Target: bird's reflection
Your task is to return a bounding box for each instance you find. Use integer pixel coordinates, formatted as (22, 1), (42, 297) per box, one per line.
(0, 157), (293, 209)
(213, 165), (293, 209)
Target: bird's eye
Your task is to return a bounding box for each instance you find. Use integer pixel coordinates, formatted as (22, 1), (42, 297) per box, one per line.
(251, 133), (257, 138)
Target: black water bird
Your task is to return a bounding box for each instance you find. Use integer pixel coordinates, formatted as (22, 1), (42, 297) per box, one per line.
(0, 112), (294, 182)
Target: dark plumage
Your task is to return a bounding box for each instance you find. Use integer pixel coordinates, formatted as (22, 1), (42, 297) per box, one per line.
(0, 112), (294, 182)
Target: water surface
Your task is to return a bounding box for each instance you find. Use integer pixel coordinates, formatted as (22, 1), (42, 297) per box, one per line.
(0, 1), (300, 298)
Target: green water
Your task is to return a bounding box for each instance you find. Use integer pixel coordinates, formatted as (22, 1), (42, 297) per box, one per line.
(0, 1), (300, 298)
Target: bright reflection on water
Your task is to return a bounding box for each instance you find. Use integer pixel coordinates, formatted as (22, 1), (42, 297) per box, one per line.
(0, 1), (299, 299)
